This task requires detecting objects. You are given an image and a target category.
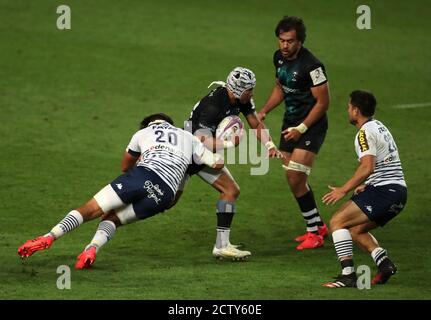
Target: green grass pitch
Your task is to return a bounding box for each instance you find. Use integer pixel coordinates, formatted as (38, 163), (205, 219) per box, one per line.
(1, 0), (430, 299)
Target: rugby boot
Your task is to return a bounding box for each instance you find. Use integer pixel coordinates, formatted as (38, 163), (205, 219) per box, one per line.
(75, 246), (97, 269)
(323, 273), (357, 288)
(295, 223), (328, 242)
(371, 258), (397, 285)
(17, 235), (55, 258)
(296, 232), (324, 250)
(212, 244), (251, 260)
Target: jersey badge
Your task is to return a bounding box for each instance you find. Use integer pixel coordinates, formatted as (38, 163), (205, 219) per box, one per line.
(309, 67), (327, 86)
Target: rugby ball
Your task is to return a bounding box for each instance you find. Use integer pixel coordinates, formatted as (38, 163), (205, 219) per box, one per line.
(216, 115), (244, 143)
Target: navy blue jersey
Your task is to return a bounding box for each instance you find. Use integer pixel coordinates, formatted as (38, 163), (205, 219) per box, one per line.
(274, 47), (328, 124)
(185, 86), (255, 137)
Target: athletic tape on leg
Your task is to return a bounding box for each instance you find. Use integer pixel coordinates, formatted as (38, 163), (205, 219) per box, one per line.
(282, 161), (311, 176)
(216, 200), (236, 213)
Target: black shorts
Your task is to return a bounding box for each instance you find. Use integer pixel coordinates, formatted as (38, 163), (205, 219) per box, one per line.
(110, 166), (175, 220)
(279, 116), (328, 154)
(186, 162), (205, 176)
(351, 184), (407, 227)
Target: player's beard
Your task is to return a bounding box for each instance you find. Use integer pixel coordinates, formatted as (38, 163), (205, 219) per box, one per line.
(282, 45), (301, 60)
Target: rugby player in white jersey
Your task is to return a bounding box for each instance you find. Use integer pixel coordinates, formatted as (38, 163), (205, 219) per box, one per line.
(17, 113), (224, 269)
(321, 90), (407, 288)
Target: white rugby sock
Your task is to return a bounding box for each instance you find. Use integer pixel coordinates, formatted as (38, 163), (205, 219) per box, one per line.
(46, 210), (84, 239)
(85, 220), (117, 253)
(216, 228), (230, 249)
(371, 247), (388, 266)
(332, 229), (355, 275)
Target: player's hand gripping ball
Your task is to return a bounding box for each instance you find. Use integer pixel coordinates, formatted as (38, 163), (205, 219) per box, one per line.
(216, 115), (244, 148)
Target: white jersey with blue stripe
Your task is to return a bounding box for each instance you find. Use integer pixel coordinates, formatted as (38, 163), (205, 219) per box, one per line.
(126, 122), (206, 193)
(354, 119), (406, 187)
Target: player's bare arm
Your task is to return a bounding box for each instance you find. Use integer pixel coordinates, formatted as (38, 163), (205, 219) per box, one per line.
(322, 155), (375, 205)
(258, 79), (284, 121)
(283, 82), (330, 141)
(121, 152), (139, 172)
(246, 112), (283, 158)
(195, 132), (235, 151)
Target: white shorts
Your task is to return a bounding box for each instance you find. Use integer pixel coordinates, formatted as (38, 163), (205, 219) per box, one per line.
(178, 166), (234, 192)
(93, 184), (125, 213)
(94, 185), (139, 225)
(115, 204), (139, 225)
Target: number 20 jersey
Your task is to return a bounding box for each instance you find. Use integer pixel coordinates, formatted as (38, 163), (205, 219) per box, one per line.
(126, 122), (206, 193)
(355, 119), (406, 187)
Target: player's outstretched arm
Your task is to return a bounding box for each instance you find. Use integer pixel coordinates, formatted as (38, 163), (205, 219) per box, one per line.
(258, 80), (284, 121)
(194, 132), (227, 151)
(246, 112), (283, 158)
(192, 136), (224, 169)
(322, 155), (375, 205)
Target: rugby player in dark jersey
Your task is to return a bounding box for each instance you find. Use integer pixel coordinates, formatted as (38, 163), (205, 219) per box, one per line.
(258, 16), (330, 250)
(179, 67), (282, 260)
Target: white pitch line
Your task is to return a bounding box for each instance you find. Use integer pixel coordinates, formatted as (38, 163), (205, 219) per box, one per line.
(392, 102), (431, 109)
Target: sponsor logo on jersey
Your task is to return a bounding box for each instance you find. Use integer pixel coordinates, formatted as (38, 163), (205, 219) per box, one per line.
(281, 85), (300, 94)
(144, 144), (184, 159)
(116, 183), (123, 190)
(358, 129), (369, 152)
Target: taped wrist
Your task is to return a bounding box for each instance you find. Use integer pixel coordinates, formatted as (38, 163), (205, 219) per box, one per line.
(223, 140), (235, 148)
(265, 141), (276, 150)
(289, 123), (308, 134)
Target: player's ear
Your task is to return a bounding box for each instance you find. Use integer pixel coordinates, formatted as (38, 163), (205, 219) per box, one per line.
(354, 106), (360, 115)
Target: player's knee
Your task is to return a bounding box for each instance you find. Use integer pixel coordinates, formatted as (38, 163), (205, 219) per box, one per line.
(329, 214), (341, 232)
(101, 210), (123, 228)
(349, 225), (366, 240)
(286, 171), (306, 192)
(222, 182), (240, 199)
(330, 213), (347, 231)
(77, 199), (104, 222)
(229, 183), (240, 199)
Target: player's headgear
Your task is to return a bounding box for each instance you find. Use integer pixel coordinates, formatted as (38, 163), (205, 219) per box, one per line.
(226, 67), (256, 99)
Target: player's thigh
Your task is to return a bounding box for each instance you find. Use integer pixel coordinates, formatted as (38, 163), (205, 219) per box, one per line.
(93, 184), (125, 215)
(330, 200), (371, 230)
(281, 151), (292, 166)
(282, 149), (314, 186)
(198, 166), (239, 194)
(290, 148), (316, 167)
(131, 190), (174, 220)
(113, 204), (139, 226)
